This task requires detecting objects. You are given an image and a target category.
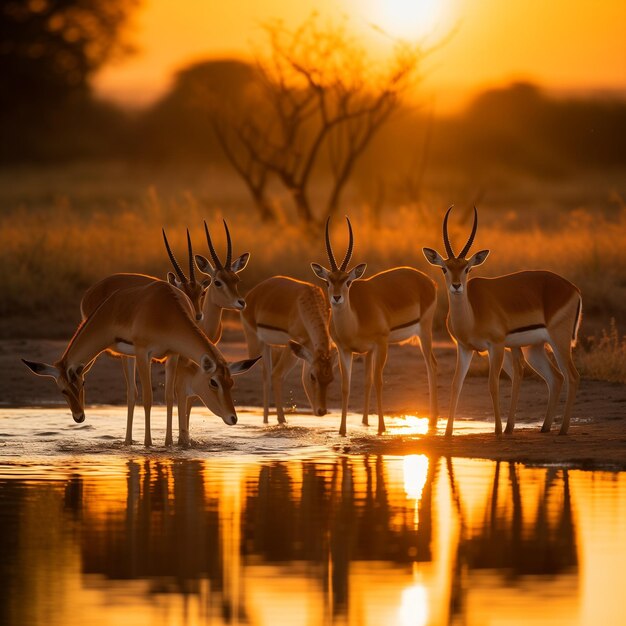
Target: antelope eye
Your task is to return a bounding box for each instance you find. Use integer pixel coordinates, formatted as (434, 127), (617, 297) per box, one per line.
(310, 373), (316, 382)
(61, 390), (69, 396)
(346, 280), (352, 288)
(464, 268), (470, 274)
(442, 268), (448, 275)
(214, 280), (222, 288)
(210, 379), (219, 389)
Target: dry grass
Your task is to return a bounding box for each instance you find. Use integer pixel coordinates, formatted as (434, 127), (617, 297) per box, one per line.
(1, 165), (625, 345)
(577, 319), (626, 384)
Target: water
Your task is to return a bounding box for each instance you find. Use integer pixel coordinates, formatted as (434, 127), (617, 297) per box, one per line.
(0, 408), (624, 626)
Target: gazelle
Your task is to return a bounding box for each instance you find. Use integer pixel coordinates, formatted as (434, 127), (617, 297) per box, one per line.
(423, 206), (582, 436)
(175, 219), (249, 437)
(23, 280), (259, 446)
(80, 228), (210, 445)
(241, 276), (335, 424)
(311, 217), (439, 436)
(80, 222), (251, 445)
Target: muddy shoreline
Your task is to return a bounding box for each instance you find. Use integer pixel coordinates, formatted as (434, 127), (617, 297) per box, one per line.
(2, 337), (625, 469)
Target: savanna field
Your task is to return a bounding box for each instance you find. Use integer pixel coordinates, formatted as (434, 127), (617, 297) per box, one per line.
(2, 161), (625, 382)
(2, 2), (626, 624)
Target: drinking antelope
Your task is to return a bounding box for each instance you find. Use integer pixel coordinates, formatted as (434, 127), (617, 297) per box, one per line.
(79, 222), (251, 445)
(241, 276), (335, 423)
(311, 217), (438, 436)
(23, 280), (259, 446)
(79, 228), (209, 445)
(423, 206), (581, 436)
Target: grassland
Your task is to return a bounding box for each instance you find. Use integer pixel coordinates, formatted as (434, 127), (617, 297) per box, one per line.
(1, 161), (625, 380)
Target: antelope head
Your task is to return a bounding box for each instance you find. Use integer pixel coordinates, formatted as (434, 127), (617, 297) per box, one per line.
(310, 216), (366, 306)
(422, 206), (490, 295)
(288, 342), (336, 416)
(22, 359), (87, 423)
(195, 220), (249, 311)
(162, 228), (210, 320)
(187, 354), (261, 425)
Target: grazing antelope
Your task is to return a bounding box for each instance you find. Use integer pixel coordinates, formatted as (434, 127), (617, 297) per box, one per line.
(241, 277), (335, 423)
(423, 206), (582, 436)
(23, 280), (259, 446)
(311, 217), (438, 436)
(79, 228), (210, 444)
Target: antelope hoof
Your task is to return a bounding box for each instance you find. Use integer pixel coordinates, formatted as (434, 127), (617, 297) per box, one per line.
(362, 418), (369, 426)
(123, 438), (133, 446)
(558, 428), (569, 436)
(164, 437), (173, 447)
(444, 428), (453, 437)
(504, 426), (514, 435)
(541, 425), (551, 433)
(144, 439), (152, 448)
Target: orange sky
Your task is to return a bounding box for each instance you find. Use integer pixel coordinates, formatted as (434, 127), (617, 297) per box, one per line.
(95, 0), (626, 113)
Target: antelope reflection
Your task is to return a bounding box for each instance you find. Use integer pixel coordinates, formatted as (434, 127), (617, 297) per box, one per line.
(447, 459), (578, 621)
(0, 456), (584, 626)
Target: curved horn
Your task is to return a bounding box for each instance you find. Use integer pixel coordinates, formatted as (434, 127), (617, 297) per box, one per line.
(325, 217), (338, 272)
(442, 205), (455, 259)
(459, 206), (478, 259)
(223, 219), (232, 268)
(186, 228), (196, 283)
(204, 220), (223, 270)
(162, 228), (187, 283)
(340, 216), (354, 271)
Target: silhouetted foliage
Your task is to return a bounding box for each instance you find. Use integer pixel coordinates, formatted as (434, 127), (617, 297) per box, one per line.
(0, 0), (140, 161)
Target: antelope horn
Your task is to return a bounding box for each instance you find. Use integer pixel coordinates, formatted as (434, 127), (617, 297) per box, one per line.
(340, 216), (354, 271)
(442, 205), (455, 259)
(223, 219), (232, 268)
(325, 217), (338, 272)
(459, 206), (478, 259)
(162, 228), (187, 283)
(204, 220), (223, 270)
(186, 228), (196, 283)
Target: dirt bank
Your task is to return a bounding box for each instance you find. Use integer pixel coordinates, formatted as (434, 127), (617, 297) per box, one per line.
(2, 336), (625, 468)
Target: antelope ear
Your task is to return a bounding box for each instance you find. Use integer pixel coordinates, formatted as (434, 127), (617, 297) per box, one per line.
(229, 355), (261, 375)
(231, 252), (250, 273)
(349, 263), (366, 280)
(310, 263), (329, 281)
(289, 340), (313, 363)
(422, 248), (445, 267)
(467, 249), (490, 268)
(200, 354), (217, 374)
(166, 272), (178, 286)
(195, 254), (215, 275)
(22, 359), (60, 380)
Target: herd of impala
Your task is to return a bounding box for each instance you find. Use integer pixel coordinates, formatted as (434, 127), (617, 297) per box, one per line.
(22, 207), (582, 446)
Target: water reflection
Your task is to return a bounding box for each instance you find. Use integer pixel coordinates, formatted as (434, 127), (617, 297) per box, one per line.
(0, 456), (624, 626)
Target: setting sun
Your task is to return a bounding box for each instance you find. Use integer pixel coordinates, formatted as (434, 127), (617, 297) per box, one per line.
(363, 0), (449, 40)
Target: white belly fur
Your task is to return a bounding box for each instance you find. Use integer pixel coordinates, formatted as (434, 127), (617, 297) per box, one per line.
(258, 328), (291, 346)
(389, 322), (421, 344)
(504, 328), (550, 347)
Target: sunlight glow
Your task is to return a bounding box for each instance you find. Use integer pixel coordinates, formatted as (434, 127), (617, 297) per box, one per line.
(365, 0), (447, 40)
(394, 414), (430, 435)
(398, 583), (429, 626)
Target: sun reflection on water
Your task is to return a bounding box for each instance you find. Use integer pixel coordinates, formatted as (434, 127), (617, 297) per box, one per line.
(393, 414), (430, 435)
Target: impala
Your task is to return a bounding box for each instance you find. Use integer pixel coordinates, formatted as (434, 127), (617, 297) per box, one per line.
(423, 206), (582, 436)
(175, 219), (249, 437)
(79, 228), (210, 444)
(311, 217), (438, 436)
(79, 222), (252, 445)
(23, 280), (259, 446)
(241, 276), (335, 423)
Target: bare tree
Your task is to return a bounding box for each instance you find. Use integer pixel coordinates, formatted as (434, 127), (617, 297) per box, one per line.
(210, 15), (425, 226)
